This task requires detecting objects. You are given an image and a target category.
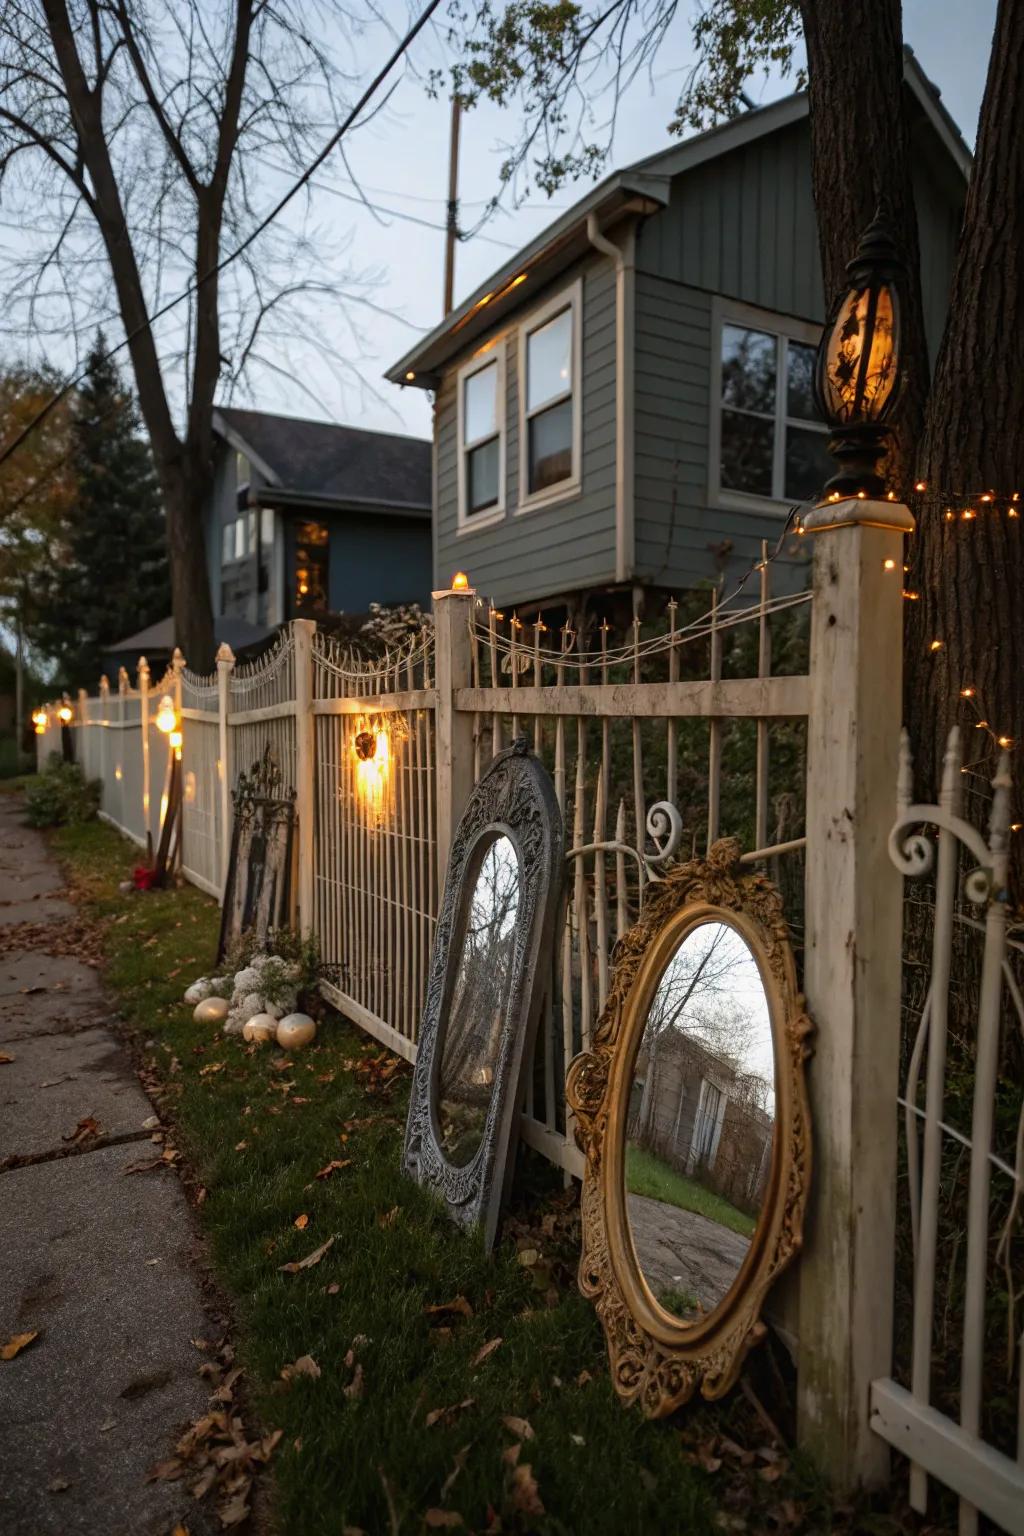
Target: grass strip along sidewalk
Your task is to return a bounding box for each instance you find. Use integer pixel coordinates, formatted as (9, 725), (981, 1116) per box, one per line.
(48, 817), (913, 1536)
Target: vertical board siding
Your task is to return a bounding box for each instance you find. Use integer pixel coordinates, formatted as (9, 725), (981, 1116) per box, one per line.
(433, 256), (619, 607)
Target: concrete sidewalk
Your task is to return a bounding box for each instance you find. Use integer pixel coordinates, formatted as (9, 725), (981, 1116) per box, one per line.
(0, 794), (216, 1536)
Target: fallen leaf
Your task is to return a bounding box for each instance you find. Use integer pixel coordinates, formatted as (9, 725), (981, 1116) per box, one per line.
(146, 1457), (185, 1482)
(325, 1281), (341, 1296)
(314, 1159), (351, 1180)
(99, 1419), (116, 1433)
(501, 1443), (521, 1468)
(278, 1235), (335, 1274)
(0, 1052), (14, 1063)
(424, 1512), (463, 1528)
(293, 1213), (310, 1230)
(470, 1337), (502, 1369)
(570, 1433), (585, 1446)
(123, 1156), (165, 1175)
(501, 1415), (534, 1442)
(424, 1295), (473, 1321)
(343, 1363), (364, 1400)
(509, 1463), (544, 1519)
(62, 1115), (102, 1145)
(1, 1330), (39, 1361)
(280, 1355), (321, 1382)
(48, 1477), (70, 1493)
(172, 1526), (189, 1536)
(517, 1248), (539, 1268)
(425, 1397), (475, 1428)
(234, 1140), (248, 1152)
(218, 1481), (251, 1527)
(440, 1444), (470, 1501)
(199, 1061), (225, 1077)
(378, 1205), (399, 1228)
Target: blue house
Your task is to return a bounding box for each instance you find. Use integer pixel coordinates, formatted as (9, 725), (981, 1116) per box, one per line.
(205, 407), (433, 628)
(387, 51), (968, 620)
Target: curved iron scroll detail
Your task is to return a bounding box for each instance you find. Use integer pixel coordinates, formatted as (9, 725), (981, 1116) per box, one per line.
(565, 838), (814, 1416)
(403, 739), (564, 1250)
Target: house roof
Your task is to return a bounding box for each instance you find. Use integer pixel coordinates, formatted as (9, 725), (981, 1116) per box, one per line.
(103, 614), (276, 660)
(386, 50), (970, 388)
(213, 407), (432, 515)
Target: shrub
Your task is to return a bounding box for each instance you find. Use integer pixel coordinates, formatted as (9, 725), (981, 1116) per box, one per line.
(24, 754), (101, 828)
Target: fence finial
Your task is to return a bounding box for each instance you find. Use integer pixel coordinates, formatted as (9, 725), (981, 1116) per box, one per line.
(171, 646), (186, 673)
(897, 726), (914, 812)
(118, 665), (130, 694)
(215, 642), (236, 665)
(137, 654), (150, 683)
(939, 725), (962, 815)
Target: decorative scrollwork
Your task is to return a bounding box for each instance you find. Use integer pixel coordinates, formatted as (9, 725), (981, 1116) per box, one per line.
(566, 839), (814, 1417)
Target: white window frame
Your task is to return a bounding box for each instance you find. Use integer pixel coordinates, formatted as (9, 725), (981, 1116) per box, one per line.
(456, 342), (506, 534)
(708, 297), (829, 517)
(516, 278), (583, 515)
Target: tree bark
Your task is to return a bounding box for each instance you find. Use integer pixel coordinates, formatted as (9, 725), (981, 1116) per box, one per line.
(908, 0), (1024, 839)
(799, 0), (929, 490)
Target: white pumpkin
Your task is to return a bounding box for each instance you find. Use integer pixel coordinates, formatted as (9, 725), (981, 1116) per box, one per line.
(276, 1012), (317, 1050)
(242, 1013), (279, 1044)
(194, 996), (229, 1025)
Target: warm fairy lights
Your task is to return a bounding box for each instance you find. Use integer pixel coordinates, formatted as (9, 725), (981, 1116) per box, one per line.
(883, 557), (897, 570)
(155, 694), (177, 734)
(451, 570), (470, 592)
(57, 703), (72, 724)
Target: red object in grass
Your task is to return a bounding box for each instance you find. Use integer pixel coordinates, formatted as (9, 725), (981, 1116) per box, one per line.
(132, 864), (158, 890)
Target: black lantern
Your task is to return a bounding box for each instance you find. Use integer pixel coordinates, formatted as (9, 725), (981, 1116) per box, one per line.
(813, 203), (905, 499)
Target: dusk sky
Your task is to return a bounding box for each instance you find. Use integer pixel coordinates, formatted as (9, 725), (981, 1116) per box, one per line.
(0, 2), (997, 443)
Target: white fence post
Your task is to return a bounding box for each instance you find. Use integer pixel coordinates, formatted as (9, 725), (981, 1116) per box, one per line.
(432, 582), (476, 889)
(138, 656), (151, 846)
(216, 643), (235, 895)
(796, 495), (915, 1490)
(292, 619), (316, 932)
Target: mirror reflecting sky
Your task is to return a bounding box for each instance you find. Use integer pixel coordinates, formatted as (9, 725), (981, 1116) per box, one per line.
(436, 834), (520, 1166)
(625, 920), (774, 1322)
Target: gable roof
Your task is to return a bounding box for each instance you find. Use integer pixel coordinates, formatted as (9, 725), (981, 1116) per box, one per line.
(214, 407), (431, 514)
(386, 50), (970, 388)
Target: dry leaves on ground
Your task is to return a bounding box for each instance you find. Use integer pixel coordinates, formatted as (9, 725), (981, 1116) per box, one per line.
(0, 915), (105, 964)
(313, 1159), (351, 1181)
(278, 1235), (335, 1274)
(1, 1330), (39, 1360)
(0, 1052), (13, 1064)
(62, 1115), (104, 1146)
(501, 1415), (534, 1441)
(424, 1511), (463, 1528)
(470, 1337), (502, 1369)
(424, 1398), (475, 1429)
(423, 1295), (473, 1323)
(508, 1462), (545, 1520)
(280, 1355), (321, 1382)
(293, 1213), (310, 1230)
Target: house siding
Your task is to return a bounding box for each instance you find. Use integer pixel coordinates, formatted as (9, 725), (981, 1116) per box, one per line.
(433, 255), (619, 607)
(630, 114), (963, 596)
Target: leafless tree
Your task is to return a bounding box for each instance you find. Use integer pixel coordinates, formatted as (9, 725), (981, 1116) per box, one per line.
(0, 0), (387, 667)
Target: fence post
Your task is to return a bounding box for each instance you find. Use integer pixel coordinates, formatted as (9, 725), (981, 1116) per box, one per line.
(796, 495), (915, 1490)
(138, 656), (151, 845)
(216, 643), (235, 897)
(292, 620), (316, 932)
(432, 581), (476, 888)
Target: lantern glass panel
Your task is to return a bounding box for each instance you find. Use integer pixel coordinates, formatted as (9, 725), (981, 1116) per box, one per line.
(823, 284), (898, 423)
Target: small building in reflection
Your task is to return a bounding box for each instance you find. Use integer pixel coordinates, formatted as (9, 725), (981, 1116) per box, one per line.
(629, 1032), (773, 1217)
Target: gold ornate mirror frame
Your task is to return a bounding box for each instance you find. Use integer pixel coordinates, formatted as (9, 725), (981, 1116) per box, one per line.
(565, 839), (813, 1417)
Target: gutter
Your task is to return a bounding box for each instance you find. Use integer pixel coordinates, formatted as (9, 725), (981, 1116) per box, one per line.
(586, 212), (635, 586)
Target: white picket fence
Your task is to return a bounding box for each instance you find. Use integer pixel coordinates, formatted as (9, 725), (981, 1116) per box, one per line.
(33, 498), (1022, 1524)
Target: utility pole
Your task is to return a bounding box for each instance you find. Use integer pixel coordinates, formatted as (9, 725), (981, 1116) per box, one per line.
(443, 96), (462, 317)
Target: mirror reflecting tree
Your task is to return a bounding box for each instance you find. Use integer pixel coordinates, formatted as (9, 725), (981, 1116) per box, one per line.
(436, 834), (521, 1165)
(625, 920), (774, 1322)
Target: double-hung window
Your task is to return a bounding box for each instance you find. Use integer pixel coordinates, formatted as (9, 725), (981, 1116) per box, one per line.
(457, 346), (505, 531)
(712, 301), (831, 510)
(518, 280), (581, 509)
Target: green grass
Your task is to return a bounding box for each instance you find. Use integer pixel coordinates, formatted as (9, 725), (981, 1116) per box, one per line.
(625, 1145), (757, 1239)
(44, 814), (902, 1536)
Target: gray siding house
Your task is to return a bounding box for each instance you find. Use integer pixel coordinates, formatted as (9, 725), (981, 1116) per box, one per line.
(204, 407), (433, 627)
(387, 53), (968, 618)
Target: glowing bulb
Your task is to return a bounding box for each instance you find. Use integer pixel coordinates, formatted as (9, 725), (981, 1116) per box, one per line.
(902, 590), (920, 601)
(929, 639), (943, 651)
(169, 729), (183, 751)
(155, 695), (177, 734)
(944, 510), (955, 522)
(883, 558), (897, 571)
(451, 570), (470, 592)
(998, 735), (1013, 749)
(58, 704), (72, 724)
(981, 494), (992, 503)
(33, 723), (45, 736)
(405, 370), (415, 381)
(961, 687), (976, 698)
(962, 508), (976, 521)
(31, 708), (47, 729)
(915, 481), (927, 492)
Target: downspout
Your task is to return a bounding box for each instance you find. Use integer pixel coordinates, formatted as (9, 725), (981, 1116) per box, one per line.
(586, 212), (634, 585)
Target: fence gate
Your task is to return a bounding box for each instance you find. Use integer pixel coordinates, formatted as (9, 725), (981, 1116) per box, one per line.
(872, 726), (1024, 1535)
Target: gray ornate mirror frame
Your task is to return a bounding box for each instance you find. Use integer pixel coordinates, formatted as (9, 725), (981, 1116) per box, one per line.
(566, 839), (813, 1416)
(403, 740), (563, 1249)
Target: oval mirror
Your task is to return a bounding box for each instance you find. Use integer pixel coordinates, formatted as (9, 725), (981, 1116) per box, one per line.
(624, 919), (774, 1323)
(436, 833), (521, 1166)
(566, 841), (812, 1416)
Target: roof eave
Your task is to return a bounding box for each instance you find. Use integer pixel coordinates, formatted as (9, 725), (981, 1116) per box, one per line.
(385, 173), (670, 386)
(254, 486), (431, 518)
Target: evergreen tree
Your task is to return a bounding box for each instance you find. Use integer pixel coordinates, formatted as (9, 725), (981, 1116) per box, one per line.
(31, 335), (169, 690)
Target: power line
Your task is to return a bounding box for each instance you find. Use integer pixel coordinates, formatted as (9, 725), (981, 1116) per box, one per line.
(0, 0), (444, 473)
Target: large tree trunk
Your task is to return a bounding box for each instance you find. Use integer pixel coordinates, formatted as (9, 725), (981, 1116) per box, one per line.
(800, 0), (930, 489)
(908, 0), (1024, 843)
